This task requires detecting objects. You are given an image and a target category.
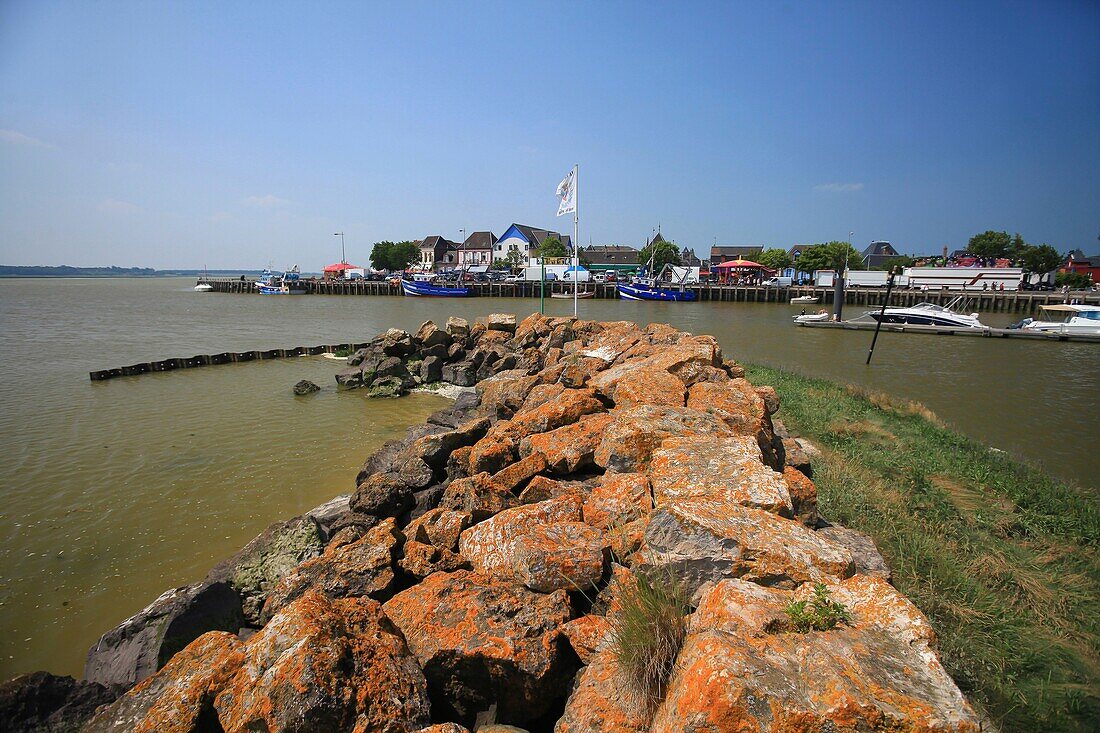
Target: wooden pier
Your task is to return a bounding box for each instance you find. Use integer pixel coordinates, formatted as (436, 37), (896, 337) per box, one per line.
(794, 319), (1100, 343)
(89, 343), (369, 381)
(203, 277), (1100, 315)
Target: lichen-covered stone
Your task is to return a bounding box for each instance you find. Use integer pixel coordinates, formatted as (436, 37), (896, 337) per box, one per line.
(491, 450), (548, 491)
(582, 473), (652, 531)
(594, 404), (733, 473)
(383, 570), (574, 723)
(782, 464), (819, 527)
(458, 494), (584, 580)
(511, 521), (606, 592)
(519, 412), (613, 474)
(554, 649), (648, 733)
(438, 472), (516, 521)
(404, 508), (472, 552)
(560, 614), (611, 665)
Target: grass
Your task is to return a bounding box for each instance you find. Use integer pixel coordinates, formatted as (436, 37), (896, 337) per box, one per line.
(610, 567), (692, 712)
(745, 363), (1100, 732)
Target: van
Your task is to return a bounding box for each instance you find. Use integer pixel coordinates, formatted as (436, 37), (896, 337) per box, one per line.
(763, 276), (793, 287)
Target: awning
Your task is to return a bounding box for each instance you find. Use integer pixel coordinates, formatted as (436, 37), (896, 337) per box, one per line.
(468, 265), (489, 273)
(714, 259), (764, 269)
(323, 262), (361, 272)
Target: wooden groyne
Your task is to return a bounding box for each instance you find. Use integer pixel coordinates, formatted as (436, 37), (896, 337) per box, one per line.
(794, 319), (1100, 343)
(202, 277), (1099, 314)
(89, 343), (369, 381)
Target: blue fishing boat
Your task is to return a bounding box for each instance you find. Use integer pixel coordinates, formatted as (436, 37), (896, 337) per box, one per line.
(401, 278), (470, 297)
(617, 279), (696, 301)
(257, 266), (306, 295)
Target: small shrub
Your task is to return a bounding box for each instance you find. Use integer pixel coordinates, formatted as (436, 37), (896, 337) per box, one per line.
(611, 567), (691, 709)
(334, 346), (354, 358)
(783, 583), (852, 633)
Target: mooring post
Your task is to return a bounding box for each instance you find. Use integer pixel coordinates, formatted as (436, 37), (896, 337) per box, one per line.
(866, 267), (899, 364)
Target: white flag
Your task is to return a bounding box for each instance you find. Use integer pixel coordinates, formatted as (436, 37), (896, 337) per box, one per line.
(556, 166), (577, 217)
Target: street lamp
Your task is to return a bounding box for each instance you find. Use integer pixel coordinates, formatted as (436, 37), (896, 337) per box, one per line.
(459, 229), (465, 268)
(334, 232), (345, 265)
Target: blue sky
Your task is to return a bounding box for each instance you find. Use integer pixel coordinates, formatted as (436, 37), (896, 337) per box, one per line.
(1, 1), (1097, 269)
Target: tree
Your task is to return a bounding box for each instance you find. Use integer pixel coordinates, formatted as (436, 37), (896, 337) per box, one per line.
(534, 237), (568, 260)
(1055, 272), (1093, 289)
(795, 242), (863, 274)
(1017, 244), (1063, 277)
(872, 255), (914, 271)
(757, 248), (792, 271)
(370, 240), (420, 271)
(638, 239), (682, 275)
(967, 230), (1011, 261)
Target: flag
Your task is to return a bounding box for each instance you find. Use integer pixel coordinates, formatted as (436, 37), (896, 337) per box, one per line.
(556, 166), (576, 217)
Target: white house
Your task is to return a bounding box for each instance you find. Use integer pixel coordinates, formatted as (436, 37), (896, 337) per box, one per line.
(494, 223), (572, 267)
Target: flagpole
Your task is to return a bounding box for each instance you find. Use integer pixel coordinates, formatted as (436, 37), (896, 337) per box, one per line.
(573, 164), (579, 318)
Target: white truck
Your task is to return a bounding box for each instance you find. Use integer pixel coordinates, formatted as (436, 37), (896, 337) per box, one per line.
(845, 270), (890, 287)
(902, 267), (1022, 291)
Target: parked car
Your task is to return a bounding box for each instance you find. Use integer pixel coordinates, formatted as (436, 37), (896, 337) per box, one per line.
(593, 273), (607, 283)
(504, 275), (521, 283)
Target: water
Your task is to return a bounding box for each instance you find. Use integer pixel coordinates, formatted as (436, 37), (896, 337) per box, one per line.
(0, 278), (1096, 679)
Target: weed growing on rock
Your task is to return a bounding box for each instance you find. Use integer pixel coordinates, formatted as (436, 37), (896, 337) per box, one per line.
(782, 583), (852, 632)
(611, 567), (691, 711)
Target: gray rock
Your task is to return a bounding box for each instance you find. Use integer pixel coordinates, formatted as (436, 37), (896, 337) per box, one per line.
(377, 328), (414, 356)
(447, 343), (467, 363)
(84, 581), (245, 688)
(0, 672), (120, 733)
(350, 472), (416, 517)
(292, 379), (320, 395)
(409, 417), (491, 469)
(817, 524), (892, 581)
(442, 361), (478, 387)
(446, 316), (470, 339)
(414, 320), (453, 348)
(335, 365), (366, 389)
(374, 356), (408, 379)
(206, 516), (325, 625)
(420, 355), (443, 383)
(486, 313), (517, 333)
(422, 342), (450, 360)
(367, 375), (405, 398)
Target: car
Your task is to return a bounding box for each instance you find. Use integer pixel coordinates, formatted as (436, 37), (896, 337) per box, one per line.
(504, 275), (521, 283)
(604, 271), (618, 282)
(592, 273), (607, 283)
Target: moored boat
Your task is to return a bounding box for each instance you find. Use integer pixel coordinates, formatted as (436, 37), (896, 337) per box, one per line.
(400, 278), (470, 297)
(551, 288), (595, 299)
(790, 295), (818, 304)
(617, 278), (696, 302)
(865, 297), (986, 328)
(1019, 304), (1100, 335)
(257, 266), (306, 295)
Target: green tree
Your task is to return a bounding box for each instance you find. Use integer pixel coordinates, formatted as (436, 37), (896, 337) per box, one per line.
(534, 237), (568, 260)
(795, 242), (863, 274)
(967, 230), (1012, 261)
(1008, 232), (1028, 261)
(638, 239), (682, 275)
(872, 255), (914, 271)
(757, 248), (792, 271)
(369, 241), (395, 271)
(370, 240), (420, 271)
(1016, 244), (1062, 278)
(1055, 271), (1093, 289)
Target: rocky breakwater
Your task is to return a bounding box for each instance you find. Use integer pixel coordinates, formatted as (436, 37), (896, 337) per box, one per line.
(1, 313), (982, 733)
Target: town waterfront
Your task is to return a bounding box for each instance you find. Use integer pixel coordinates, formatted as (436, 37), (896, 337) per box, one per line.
(0, 277), (1096, 679)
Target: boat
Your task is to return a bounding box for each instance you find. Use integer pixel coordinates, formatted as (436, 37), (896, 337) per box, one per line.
(1018, 304), (1100, 335)
(400, 278), (469, 297)
(865, 296), (986, 328)
(194, 265), (213, 291)
(790, 295), (819, 304)
(793, 310), (832, 323)
(257, 266), (306, 295)
(617, 257), (697, 301)
(551, 288), (595, 299)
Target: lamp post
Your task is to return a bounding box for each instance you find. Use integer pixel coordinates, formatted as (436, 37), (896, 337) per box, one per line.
(334, 232), (345, 265)
(459, 229), (465, 270)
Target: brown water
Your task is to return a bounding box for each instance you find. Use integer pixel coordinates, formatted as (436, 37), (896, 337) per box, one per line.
(0, 278), (1096, 679)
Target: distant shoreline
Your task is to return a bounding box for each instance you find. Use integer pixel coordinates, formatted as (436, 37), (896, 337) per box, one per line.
(0, 265), (258, 278)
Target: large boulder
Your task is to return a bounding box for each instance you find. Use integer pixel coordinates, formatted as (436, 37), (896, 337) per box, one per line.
(457, 495), (584, 581)
(409, 417), (491, 469)
(259, 518), (402, 621)
(442, 361), (478, 387)
(0, 672), (120, 733)
(611, 367), (687, 407)
(652, 576), (981, 732)
(216, 590), (431, 733)
(508, 388), (607, 438)
(206, 516), (325, 625)
(582, 472), (653, 531)
(511, 521), (606, 592)
(415, 320), (453, 348)
(84, 580), (245, 688)
(383, 570), (574, 724)
(83, 631), (244, 733)
(554, 650), (648, 733)
(594, 405), (733, 473)
(485, 313), (517, 334)
(351, 472), (417, 517)
(446, 316), (470, 339)
(639, 499), (854, 593)
(817, 524), (892, 581)
(647, 436), (793, 516)
(519, 413), (613, 474)
(439, 472), (517, 521)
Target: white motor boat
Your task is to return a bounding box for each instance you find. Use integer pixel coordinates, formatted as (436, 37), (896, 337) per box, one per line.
(866, 297), (987, 329)
(194, 265), (213, 291)
(1019, 304), (1100, 335)
(790, 295), (819, 304)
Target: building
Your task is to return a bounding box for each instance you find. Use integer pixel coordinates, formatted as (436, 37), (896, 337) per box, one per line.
(680, 247), (703, 268)
(583, 245), (639, 271)
(494, 224), (572, 266)
(458, 231), (497, 267)
(418, 236), (457, 270)
(861, 241), (901, 269)
(1062, 249), (1100, 282)
(711, 244), (764, 263)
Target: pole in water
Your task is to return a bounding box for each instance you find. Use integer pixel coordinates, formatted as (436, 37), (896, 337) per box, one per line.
(866, 268), (898, 364)
(573, 164), (579, 318)
(540, 259), (545, 314)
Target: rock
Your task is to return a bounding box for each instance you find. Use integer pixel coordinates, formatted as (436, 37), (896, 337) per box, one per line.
(447, 343), (468, 363)
(351, 472), (416, 517)
(687, 378), (784, 469)
(511, 521), (606, 592)
(293, 379), (321, 395)
(415, 320), (453, 348)
(206, 516), (325, 625)
(560, 614), (611, 664)
(520, 382), (565, 411)
(516, 475), (586, 505)
(443, 361), (478, 387)
(477, 371), (540, 416)
(84, 580), (246, 688)
(336, 365), (367, 389)
(216, 590), (430, 733)
(467, 430), (518, 474)
(439, 472), (517, 521)
(83, 630), (244, 733)
(817, 524), (892, 580)
(446, 316), (470, 339)
(400, 539), (469, 578)
(0, 672), (120, 733)
(554, 649), (649, 733)
(640, 499), (854, 594)
(519, 413), (613, 474)
(420, 355), (444, 383)
(490, 450), (548, 492)
(781, 437), (814, 477)
(410, 417), (491, 469)
(647, 436), (793, 516)
(418, 725), (470, 733)
(755, 384), (781, 414)
(457, 495), (587, 588)
(485, 313), (517, 333)
(405, 507), (473, 551)
(509, 387), (607, 437)
(376, 355), (409, 379)
(383, 570), (574, 723)
(781, 464), (819, 526)
(378, 328), (415, 356)
(610, 367), (686, 407)
(402, 484), (446, 525)
(653, 576), (981, 732)
(259, 519), (401, 621)
(594, 405), (732, 473)
(582, 472), (652, 531)
(368, 375), (407, 398)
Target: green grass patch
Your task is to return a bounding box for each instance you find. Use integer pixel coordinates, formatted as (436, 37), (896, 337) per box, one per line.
(744, 363), (1100, 732)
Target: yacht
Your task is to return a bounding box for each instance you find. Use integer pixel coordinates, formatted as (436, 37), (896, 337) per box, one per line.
(1019, 304), (1100, 335)
(865, 297), (987, 329)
